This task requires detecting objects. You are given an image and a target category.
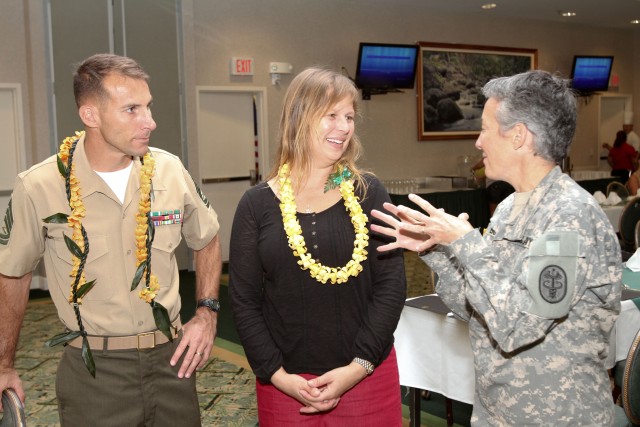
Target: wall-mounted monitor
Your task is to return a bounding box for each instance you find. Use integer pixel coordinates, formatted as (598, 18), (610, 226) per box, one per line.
(570, 55), (614, 94)
(355, 42), (419, 99)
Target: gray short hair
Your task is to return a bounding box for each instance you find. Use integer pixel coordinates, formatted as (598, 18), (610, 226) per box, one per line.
(482, 70), (577, 163)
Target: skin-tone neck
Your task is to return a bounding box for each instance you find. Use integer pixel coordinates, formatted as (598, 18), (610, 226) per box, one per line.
(293, 162), (334, 192)
(83, 131), (134, 172)
(511, 158), (555, 193)
(270, 161), (342, 213)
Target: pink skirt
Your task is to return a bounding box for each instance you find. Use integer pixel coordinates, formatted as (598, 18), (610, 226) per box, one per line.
(256, 347), (402, 427)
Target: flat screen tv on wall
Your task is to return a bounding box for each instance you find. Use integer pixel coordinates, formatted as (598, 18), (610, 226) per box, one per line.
(570, 55), (614, 94)
(355, 42), (419, 99)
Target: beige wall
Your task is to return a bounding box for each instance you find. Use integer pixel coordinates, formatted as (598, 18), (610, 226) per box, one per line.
(182, 0), (638, 179)
(3, 0), (639, 179)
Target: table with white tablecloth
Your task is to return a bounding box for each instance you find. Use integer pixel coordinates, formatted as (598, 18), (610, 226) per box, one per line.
(602, 203), (625, 233)
(394, 292), (640, 427)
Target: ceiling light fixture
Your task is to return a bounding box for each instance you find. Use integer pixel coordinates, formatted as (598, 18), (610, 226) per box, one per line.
(559, 11), (577, 17)
(481, 3), (496, 10)
(631, 19), (640, 25)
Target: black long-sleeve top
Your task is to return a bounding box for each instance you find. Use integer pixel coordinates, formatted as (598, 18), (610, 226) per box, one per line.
(229, 175), (406, 383)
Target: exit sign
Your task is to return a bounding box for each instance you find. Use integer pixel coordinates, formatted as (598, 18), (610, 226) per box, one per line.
(230, 57), (254, 76)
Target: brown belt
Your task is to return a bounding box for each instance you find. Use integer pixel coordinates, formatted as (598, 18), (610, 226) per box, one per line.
(67, 319), (182, 351)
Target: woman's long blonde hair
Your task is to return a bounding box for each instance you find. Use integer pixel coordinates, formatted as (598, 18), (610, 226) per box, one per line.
(267, 67), (367, 192)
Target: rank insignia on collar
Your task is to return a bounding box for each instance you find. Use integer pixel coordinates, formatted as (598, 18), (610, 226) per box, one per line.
(0, 198), (13, 246)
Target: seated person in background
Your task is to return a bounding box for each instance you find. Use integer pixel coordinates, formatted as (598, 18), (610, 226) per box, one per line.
(604, 130), (638, 184)
(627, 168), (640, 196)
(471, 158), (515, 216)
(371, 70), (621, 426)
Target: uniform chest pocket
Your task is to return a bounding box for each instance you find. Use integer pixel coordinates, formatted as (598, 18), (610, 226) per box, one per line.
(52, 234), (111, 300)
(149, 225), (182, 290)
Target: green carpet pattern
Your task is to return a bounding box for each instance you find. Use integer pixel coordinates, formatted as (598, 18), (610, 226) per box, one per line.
(9, 252), (469, 427)
(13, 300), (258, 427)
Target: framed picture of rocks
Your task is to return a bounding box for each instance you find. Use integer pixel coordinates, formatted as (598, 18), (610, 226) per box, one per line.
(417, 42), (537, 140)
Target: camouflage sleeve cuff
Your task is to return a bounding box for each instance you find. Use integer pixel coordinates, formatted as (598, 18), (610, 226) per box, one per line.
(448, 228), (487, 265)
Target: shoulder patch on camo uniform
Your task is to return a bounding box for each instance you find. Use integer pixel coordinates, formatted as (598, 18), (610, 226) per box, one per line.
(0, 198), (13, 246)
(539, 264), (567, 304)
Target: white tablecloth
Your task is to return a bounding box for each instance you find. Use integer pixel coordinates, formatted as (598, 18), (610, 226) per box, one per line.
(571, 170), (611, 181)
(601, 204), (624, 233)
(394, 295), (639, 405)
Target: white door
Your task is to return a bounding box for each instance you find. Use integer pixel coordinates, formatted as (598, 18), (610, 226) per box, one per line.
(196, 87), (268, 262)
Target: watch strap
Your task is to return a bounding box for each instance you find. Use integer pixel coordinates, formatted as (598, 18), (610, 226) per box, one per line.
(352, 357), (374, 375)
(197, 298), (220, 313)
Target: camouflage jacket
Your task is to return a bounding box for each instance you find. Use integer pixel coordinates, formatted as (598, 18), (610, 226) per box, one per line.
(424, 166), (621, 426)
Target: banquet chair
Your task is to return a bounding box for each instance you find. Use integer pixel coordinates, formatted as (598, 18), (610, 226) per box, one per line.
(619, 197), (640, 252)
(635, 221), (640, 252)
(0, 389), (26, 427)
(608, 181), (631, 200)
(614, 328), (640, 426)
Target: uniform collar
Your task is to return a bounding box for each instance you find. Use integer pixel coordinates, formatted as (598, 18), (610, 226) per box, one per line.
(491, 166), (564, 242)
(72, 135), (166, 204)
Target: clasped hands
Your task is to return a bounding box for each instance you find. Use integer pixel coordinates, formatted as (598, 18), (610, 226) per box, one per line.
(371, 193), (473, 252)
(272, 362), (367, 414)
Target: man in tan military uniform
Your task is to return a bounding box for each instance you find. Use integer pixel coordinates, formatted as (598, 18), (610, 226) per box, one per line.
(372, 70), (621, 426)
(0, 54), (222, 426)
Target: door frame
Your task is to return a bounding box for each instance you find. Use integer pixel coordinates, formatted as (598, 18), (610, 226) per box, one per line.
(195, 86), (270, 184)
(194, 86), (269, 264)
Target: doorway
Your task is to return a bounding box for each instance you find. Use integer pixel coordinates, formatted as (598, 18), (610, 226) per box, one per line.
(196, 87), (269, 262)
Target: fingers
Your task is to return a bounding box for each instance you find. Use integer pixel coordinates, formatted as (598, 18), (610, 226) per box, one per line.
(298, 388), (340, 413)
(176, 345), (206, 379)
(172, 323), (215, 379)
(370, 208), (401, 230)
(299, 398), (340, 413)
(407, 193), (437, 213)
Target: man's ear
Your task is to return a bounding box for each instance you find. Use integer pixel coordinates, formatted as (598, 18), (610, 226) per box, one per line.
(79, 105), (99, 128)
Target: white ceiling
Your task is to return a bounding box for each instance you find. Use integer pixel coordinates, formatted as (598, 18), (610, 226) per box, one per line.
(410, 0), (640, 31)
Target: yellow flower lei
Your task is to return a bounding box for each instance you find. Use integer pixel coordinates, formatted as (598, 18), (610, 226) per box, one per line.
(57, 131), (159, 304)
(45, 131), (171, 377)
(136, 154), (161, 303)
(58, 132), (88, 302)
(277, 163), (369, 284)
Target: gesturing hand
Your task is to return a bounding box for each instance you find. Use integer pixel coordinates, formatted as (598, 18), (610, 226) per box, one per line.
(371, 194), (473, 253)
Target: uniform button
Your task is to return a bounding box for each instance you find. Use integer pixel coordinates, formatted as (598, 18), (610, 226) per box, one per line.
(127, 250), (132, 255)
(312, 231), (316, 236)
(312, 222), (316, 225)
(138, 321), (143, 326)
(313, 244), (318, 249)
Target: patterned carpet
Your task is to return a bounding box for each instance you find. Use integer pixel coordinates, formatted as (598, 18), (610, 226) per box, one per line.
(14, 300), (258, 427)
(10, 252), (438, 427)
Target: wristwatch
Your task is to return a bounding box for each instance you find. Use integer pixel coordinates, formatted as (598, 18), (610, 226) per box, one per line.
(197, 298), (220, 313)
(352, 357), (374, 375)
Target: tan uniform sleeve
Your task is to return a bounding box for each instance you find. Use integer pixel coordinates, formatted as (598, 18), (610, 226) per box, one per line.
(178, 162), (219, 251)
(0, 177), (46, 276)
